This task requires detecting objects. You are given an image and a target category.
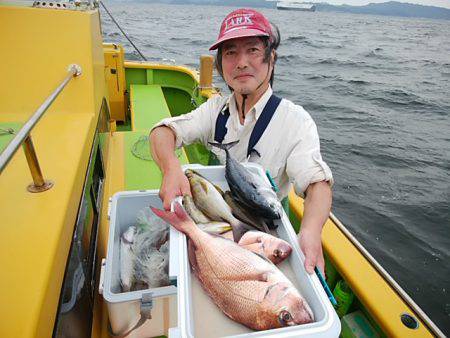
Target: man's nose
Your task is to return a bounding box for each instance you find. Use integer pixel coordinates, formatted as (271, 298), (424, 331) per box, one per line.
(235, 52), (248, 69)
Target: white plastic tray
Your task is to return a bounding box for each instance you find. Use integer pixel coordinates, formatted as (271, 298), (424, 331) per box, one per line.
(170, 163), (340, 338)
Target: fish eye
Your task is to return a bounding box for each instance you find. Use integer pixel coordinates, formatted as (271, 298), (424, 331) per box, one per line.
(279, 310), (292, 325)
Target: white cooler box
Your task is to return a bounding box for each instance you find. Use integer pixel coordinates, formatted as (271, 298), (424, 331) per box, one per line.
(101, 163), (340, 338)
(100, 191), (178, 337)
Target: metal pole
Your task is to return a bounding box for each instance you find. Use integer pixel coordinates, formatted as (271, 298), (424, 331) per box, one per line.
(0, 64), (81, 174)
(329, 212), (445, 337)
(22, 136), (54, 192)
(199, 55), (214, 97)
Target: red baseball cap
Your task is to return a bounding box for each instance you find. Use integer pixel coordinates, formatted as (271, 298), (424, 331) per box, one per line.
(209, 8), (272, 51)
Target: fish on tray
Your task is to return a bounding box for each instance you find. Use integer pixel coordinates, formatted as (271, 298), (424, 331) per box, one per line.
(209, 141), (283, 220)
(223, 190), (271, 233)
(120, 226), (136, 292)
(151, 203), (314, 331)
(185, 169), (253, 242)
(238, 231), (292, 265)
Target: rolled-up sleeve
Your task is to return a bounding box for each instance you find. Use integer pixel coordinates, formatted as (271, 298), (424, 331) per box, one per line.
(286, 115), (334, 197)
(151, 97), (221, 148)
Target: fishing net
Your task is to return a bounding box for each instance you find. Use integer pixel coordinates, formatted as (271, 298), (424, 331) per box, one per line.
(133, 207), (170, 288)
(131, 135), (182, 161)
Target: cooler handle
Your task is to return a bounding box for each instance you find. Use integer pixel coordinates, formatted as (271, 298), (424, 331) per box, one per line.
(169, 196), (183, 282)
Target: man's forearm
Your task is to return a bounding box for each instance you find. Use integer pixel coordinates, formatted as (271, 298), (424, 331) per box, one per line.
(149, 126), (180, 173)
(301, 181), (332, 233)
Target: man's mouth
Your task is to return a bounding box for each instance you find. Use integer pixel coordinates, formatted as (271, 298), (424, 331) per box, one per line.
(234, 74), (253, 80)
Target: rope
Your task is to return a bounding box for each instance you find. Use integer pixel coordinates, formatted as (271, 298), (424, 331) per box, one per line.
(99, 1), (147, 61)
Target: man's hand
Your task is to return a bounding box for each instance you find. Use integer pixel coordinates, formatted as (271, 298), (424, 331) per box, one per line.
(150, 126), (192, 210)
(299, 227), (325, 276)
(159, 168), (191, 210)
(298, 180), (332, 277)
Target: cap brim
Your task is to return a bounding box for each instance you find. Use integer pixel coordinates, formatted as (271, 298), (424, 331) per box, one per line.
(209, 28), (270, 51)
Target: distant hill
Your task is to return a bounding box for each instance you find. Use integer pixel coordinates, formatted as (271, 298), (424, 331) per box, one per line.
(315, 1), (450, 20)
(130, 0), (450, 20)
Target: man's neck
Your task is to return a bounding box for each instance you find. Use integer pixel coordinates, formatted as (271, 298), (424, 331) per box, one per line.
(234, 83), (270, 118)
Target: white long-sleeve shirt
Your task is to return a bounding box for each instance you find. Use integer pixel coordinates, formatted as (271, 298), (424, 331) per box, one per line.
(153, 86), (333, 199)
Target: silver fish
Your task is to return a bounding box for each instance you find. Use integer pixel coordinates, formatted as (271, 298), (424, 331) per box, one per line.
(185, 169), (251, 241)
(120, 226), (136, 292)
(209, 141), (283, 220)
(183, 194), (210, 223)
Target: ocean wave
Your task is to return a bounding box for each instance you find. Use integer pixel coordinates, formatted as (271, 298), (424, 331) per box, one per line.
(286, 35), (307, 42)
(314, 58), (378, 69)
(278, 54), (301, 64)
(367, 89), (435, 108)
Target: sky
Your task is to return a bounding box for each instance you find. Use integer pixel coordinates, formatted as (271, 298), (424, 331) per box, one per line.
(309, 0), (450, 9)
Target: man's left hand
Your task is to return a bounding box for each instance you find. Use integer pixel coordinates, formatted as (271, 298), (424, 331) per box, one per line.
(299, 227), (325, 276)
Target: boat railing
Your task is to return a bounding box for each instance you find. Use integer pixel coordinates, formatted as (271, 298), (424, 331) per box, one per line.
(0, 64), (82, 192)
(329, 212), (445, 337)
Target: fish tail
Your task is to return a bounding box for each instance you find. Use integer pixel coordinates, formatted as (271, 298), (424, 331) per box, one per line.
(151, 202), (195, 235)
(208, 141), (239, 153)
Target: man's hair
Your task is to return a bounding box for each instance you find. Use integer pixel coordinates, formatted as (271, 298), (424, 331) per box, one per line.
(214, 22), (281, 89)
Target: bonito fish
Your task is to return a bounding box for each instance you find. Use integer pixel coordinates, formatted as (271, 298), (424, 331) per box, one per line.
(151, 203), (314, 330)
(209, 141), (283, 220)
(224, 191), (270, 233)
(185, 169), (251, 242)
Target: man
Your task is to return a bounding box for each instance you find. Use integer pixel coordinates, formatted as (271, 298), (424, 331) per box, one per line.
(150, 8), (333, 275)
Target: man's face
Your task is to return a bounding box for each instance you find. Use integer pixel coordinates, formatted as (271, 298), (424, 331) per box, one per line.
(221, 37), (273, 95)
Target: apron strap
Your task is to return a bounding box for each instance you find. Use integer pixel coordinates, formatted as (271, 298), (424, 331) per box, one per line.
(213, 94), (282, 157)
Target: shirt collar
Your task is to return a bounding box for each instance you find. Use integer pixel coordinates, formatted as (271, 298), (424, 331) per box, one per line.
(226, 86), (273, 120)
(253, 86), (273, 120)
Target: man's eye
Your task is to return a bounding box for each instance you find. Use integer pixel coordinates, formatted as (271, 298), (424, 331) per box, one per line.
(249, 48), (259, 53)
(225, 50), (236, 56)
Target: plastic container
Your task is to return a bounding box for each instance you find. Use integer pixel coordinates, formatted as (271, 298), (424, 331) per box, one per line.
(341, 311), (380, 338)
(333, 279), (355, 318)
(170, 163), (341, 338)
(100, 191), (178, 337)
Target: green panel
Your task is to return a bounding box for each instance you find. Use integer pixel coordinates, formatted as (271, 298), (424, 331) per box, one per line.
(162, 87), (195, 117)
(131, 84), (171, 132)
(289, 202), (301, 233)
(184, 143), (210, 166)
(146, 69), (154, 84)
(153, 69), (196, 93)
(124, 131), (189, 191)
(0, 122), (22, 152)
(125, 68), (147, 91)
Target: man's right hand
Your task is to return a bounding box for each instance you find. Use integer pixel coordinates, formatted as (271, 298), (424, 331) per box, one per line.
(159, 168), (192, 210)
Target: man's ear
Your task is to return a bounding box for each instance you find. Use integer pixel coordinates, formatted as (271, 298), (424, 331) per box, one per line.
(271, 49), (276, 64)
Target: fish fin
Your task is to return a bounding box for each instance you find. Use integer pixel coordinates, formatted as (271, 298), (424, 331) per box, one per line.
(237, 231), (261, 246)
(221, 270), (269, 282)
(208, 141), (239, 152)
(213, 184), (225, 196)
(253, 251), (276, 266)
(226, 192), (269, 234)
(231, 220), (253, 243)
(265, 218), (278, 230)
(187, 239), (198, 271)
(260, 218), (271, 233)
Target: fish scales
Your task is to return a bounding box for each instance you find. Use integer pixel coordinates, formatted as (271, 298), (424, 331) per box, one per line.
(151, 204), (314, 330)
(190, 234), (277, 325)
